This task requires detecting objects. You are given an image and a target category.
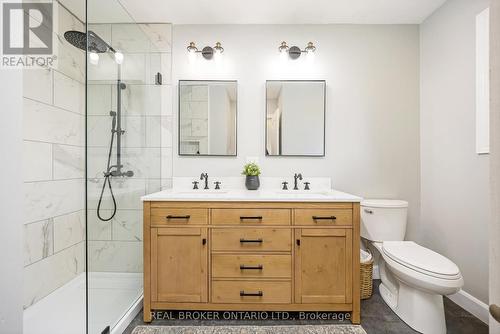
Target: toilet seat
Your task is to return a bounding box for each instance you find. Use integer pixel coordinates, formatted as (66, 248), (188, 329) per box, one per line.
(382, 241), (461, 280)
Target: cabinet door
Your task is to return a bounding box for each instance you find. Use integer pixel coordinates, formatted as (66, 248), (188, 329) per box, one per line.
(151, 227), (208, 303)
(295, 228), (352, 304)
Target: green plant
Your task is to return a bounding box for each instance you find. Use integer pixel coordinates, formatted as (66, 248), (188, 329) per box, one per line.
(242, 162), (261, 176)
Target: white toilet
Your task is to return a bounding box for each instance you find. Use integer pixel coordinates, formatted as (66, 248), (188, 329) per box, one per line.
(361, 199), (463, 334)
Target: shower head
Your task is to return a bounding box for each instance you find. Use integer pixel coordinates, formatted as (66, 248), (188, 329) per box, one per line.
(63, 30), (114, 53)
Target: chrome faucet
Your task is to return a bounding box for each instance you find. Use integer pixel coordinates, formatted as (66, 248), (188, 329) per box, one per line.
(200, 173), (209, 189)
(293, 173), (303, 190)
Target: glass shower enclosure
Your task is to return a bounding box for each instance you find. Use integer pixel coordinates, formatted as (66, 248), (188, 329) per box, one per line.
(86, 1), (170, 333)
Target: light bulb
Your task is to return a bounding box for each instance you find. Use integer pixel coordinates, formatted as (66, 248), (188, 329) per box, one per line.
(89, 51), (99, 65)
(187, 42), (198, 54)
(214, 42), (224, 55)
(278, 41), (289, 54)
(114, 51), (124, 64)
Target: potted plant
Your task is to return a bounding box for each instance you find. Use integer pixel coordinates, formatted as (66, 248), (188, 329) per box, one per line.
(242, 162), (261, 190)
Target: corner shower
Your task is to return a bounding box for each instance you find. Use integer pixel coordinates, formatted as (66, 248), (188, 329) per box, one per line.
(21, 0), (169, 332)
(64, 30), (134, 222)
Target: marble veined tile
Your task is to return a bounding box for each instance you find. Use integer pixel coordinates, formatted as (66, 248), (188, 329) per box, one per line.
(161, 85), (173, 116)
(24, 179), (85, 223)
(58, 0), (85, 23)
(54, 33), (85, 83)
(23, 141), (52, 182)
(87, 84), (112, 116)
(87, 115), (145, 148)
(87, 147), (161, 179)
(23, 68), (52, 105)
(112, 24), (153, 53)
(87, 177), (145, 210)
(139, 24), (172, 53)
(24, 219), (54, 266)
(112, 210), (142, 241)
(87, 210), (112, 241)
(161, 147), (173, 180)
(161, 116), (173, 148)
(53, 144), (84, 180)
(53, 210), (85, 252)
(56, 1), (84, 39)
(24, 242), (84, 308)
(88, 241), (142, 273)
(112, 84), (163, 116)
(53, 71), (84, 115)
(23, 98), (84, 146)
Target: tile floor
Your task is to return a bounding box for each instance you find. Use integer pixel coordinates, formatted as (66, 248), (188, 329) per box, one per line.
(123, 280), (489, 334)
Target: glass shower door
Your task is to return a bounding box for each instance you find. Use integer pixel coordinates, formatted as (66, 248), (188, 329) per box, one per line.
(86, 1), (168, 332)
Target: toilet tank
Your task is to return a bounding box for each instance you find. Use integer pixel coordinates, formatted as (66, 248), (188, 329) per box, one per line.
(360, 199), (408, 242)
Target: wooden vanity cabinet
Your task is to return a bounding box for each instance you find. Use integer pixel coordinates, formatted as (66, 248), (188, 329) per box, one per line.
(143, 201), (360, 324)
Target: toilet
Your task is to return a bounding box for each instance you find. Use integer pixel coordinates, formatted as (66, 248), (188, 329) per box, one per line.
(361, 199), (463, 334)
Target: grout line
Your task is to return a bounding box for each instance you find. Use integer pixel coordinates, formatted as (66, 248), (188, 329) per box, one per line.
(51, 143), (55, 180)
(24, 96), (85, 117)
(24, 239), (85, 268)
(23, 139), (85, 148)
(24, 177), (85, 184)
(24, 209), (85, 226)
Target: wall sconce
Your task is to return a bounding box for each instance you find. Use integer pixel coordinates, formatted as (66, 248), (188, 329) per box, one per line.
(278, 41), (316, 59)
(186, 41), (224, 60)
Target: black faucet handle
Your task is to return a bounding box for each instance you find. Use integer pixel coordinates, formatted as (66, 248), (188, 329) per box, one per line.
(304, 182), (310, 190)
(214, 181), (222, 190)
(192, 181), (199, 190)
(281, 182), (288, 190)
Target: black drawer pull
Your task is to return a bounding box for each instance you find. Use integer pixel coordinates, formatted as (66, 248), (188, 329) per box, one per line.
(240, 216), (263, 220)
(240, 238), (263, 243)
(240, 290), (263, 297)
(166, 215), (191, 220)
(240, 264), (263, 270)
(312, 216), (337, 221)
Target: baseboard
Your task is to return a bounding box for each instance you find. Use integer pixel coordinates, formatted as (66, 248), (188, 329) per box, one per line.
(112, 294), (143, 334)
(447, 289), (489, 324)
(373, 264), (380, 280)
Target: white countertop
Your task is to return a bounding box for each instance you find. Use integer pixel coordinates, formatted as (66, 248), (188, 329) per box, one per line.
(141, 189), (362, 202)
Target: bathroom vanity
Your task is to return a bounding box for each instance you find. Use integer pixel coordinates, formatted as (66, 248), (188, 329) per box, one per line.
(142, 188), (362, 324)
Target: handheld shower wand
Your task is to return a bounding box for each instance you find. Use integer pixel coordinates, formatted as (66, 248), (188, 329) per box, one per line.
(96, 83), (133, 222)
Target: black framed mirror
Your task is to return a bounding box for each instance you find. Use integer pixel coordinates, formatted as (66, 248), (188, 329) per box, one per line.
(178, 80), (237, 156)
(265, 80), (326, 157)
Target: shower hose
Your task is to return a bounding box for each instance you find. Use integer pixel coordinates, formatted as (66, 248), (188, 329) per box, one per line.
(96, 114), (118, 221)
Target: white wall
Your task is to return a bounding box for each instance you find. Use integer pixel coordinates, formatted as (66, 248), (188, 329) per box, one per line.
(172, 24), (421, 238)
(0, 68), (24, 334)
(420, 0), (490, 303)
(490, 0), (500, 330)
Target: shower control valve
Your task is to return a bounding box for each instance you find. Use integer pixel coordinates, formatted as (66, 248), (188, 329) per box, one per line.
(214, 181), (222, 190)
(192, 181), (199, 190)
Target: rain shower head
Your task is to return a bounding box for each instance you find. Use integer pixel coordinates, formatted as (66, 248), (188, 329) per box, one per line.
(63, 30), (114, 53)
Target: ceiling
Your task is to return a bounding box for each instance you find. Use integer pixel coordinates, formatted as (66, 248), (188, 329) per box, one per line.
(118, 0), (447, 25)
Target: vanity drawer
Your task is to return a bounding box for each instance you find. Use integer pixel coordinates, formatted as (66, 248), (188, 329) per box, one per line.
(212, 254), (291, 278)
(211, 280), (291, 304)
(150, 208), (208, 225)
(211, 209), (290, 225)
(211, 228), (292, 252)
(294, 209), (352, 226)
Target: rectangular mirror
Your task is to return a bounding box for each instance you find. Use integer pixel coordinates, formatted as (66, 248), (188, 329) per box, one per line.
(266, 80), (326, 156)
(179, 80), (237, 156)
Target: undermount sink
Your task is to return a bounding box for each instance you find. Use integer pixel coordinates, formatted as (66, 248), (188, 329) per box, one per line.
(176, 190), (228, 195)
(273, 190), (330, 196)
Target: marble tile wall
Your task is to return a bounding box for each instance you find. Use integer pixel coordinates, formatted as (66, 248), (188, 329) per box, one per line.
(22, 1), (86, 308)
(86, 23), (173, 273)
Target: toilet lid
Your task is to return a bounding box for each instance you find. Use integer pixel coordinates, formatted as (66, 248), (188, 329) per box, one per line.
(382, 241), (460, 279)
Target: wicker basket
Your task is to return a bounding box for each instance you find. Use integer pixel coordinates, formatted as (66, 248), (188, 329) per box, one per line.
(360, 254), (374, 300)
